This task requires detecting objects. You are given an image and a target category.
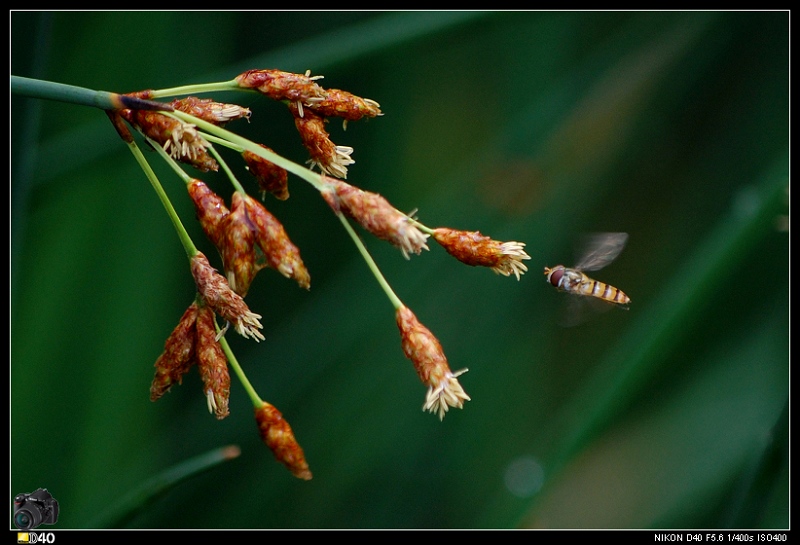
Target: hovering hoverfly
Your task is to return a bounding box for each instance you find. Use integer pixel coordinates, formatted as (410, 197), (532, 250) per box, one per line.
(544, 232), (631, 325)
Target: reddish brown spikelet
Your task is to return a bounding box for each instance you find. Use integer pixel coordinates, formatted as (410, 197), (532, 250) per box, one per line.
(244, 194), (311, 290)
(169, 96), (251, 125)
(255, 401), (313, 480)
(323, 177), (429, 259)
(187, 179), (229, 246)
(235, 69), (326, 105)
(431, 227), (530, 280)
(242, 145), (290, 201)
(190, 251), (264, 341)
(219, 192), (259, 296)
(396, 305), (447, 384)
(119, 109), (218, 172)
(395, 305), (470, 420)
(308, 88), (382, 121)
(432, 228), (503, 267)
(150, 302), (200, 401)
(195, 305), (231, 420)
(289, 103), (353, 179)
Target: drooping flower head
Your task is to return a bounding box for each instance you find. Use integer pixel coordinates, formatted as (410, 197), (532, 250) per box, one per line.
(218, 191), (259, 296)
(150, 302), (201, 401)
(243, 192), (311, 290)
(119, 109), (218, 172)
(255, 401), (313, 480)
(289, 103), (354, 179)
(243, 145), (290, 201)
(395, 305), (470, 420)
(190, 251), (264, 341)
(195, 304), (231, 420)
(322, 177), (429, 259)
(187, 182), (309, 295)
(187, 179), (229, 247)
(149, 302), (231, 420)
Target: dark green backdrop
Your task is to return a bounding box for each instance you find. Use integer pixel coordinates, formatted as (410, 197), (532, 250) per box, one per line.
(11, 11), (788, 529)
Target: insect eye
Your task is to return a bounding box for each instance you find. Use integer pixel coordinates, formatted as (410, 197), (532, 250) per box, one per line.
(548, 268), (564, 287)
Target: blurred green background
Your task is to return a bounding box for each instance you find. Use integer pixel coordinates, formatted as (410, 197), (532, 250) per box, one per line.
(11, 11), (788, 529)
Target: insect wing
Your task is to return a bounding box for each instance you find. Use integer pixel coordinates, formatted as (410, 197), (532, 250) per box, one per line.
(556, 293), (615, 327)
(574, 232), (628, 272)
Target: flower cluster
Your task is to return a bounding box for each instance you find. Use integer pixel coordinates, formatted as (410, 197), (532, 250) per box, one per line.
(187, 179), (310, 297)
(236, 69), (382, 179)
(115, 68), (530, 480)
(149, 301), (231, 420)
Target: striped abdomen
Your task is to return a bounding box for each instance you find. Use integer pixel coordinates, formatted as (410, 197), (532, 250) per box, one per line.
(544, 265), (630, 307)
(574, 273), (630, 306)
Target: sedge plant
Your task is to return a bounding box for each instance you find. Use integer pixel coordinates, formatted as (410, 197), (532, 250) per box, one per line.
(11, 70), (532, 480)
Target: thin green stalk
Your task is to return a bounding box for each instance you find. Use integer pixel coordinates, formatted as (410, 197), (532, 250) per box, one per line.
(409, 217), (435, 236)
(147, 137), (193, 185)
(217, 328), (263, 408)
(336, 213), (404, 310)
(146, 79), (244, 99)
(202, 132), (242, 152)
(206, 143), (246, 194)
(124, 141), (197, 259)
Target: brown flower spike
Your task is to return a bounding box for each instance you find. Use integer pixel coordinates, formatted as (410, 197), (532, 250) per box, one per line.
(149, 302), (231, 419)
(243, 145), (290, 201)
(169, 96), (251, 126)
(150, 302), (200, 401)
(396, 305), (470, 420)
(235, 69), (326, 106)
(431, 227), (531, 280)
(218, 192), (259, 296)
(190, 251), (264, 341)
(244, 192), (311, 290)
(187, 179), (229, 246)
(289, 103), (354, 179)
(307, 88), (383, 125)
(119, 109), (218, 172)
(322, 177), (429, 259)
(255, 401), (313, 480)
(195, 304), (231, 419)
(188, 183), (310, 295)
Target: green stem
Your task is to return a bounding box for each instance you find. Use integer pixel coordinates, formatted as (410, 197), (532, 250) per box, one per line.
(202, 132), (243, 152)
(336, 213), (404, 310)
(217, 328), (263, 408)
(409, 217), (435, 235)
(147, 80), (244, 99)
(125, 140), (197, 258)
(146, 136), (193, 184)
(11, 75), (170, 111)
(207, 143), (246, 194)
